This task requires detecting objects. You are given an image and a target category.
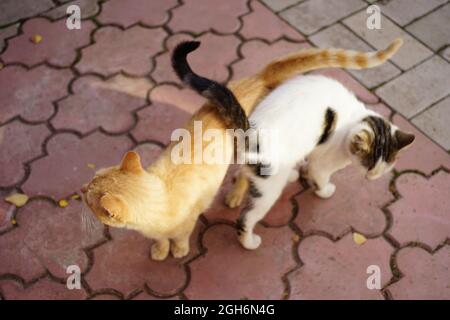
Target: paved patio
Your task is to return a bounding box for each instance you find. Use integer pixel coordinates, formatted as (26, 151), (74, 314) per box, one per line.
(0, 0), (449, 300)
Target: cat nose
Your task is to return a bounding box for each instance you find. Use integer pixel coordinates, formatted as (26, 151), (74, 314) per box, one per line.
(81, 184), (88, 193)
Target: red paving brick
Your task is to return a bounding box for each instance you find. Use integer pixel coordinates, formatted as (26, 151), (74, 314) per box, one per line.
(52, 74), (152, 134)
(295, 166), (393, 238)
(388, 171), (450, 249)
(0, 121), (50, 187)
(0, 65), (72, 123)
(0, 0), (449, 301)
(98, 0), (177, 28)
(75, 26), (166, 76)
(22, 132), (132, 199)
(2, 18), (95, 67)
(387, 246), (450, 300)
(185, 224), (296, 300)
(290, 234), (393, 300)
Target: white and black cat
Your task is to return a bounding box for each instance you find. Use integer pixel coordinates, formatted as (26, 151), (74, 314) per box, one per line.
(231, 74), (415, 250)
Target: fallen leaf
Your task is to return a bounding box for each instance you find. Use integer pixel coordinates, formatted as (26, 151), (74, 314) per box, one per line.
(58, 199), (69, 208)
(87, 163), (96, 169)
(0, 63), (3, 70)
(353, 232), (367, 245)
(292, 235), (300, 243)
(11, 218), (17, 225)
(31, 34), (43, 44)
(70, 194), (80, 200)
(5, 193), (29, 207)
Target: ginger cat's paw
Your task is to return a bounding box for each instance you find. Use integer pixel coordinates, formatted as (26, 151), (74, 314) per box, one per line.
(151, 242), (169, 261)
(171, 242), (189, 259)
(225, 189), (246, 208)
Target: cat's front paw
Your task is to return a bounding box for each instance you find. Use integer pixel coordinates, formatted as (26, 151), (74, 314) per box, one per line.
(315, 183), (336, 199)
(225, 189), (245, 208)
(171, 242), (189, 259)
(239, 233), (262, 250)
(151, 242), (169, 261)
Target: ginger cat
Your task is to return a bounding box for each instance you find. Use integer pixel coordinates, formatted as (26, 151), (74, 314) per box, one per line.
(82, 39), (403, 260)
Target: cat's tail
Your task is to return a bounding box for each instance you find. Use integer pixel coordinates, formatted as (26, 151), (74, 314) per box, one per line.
(172, 41), (249, 130)
(259, 38), (403, 89)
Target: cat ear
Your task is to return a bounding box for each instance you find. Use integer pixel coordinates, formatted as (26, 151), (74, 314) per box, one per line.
(395, 130), (415, 150)
(100, 193), (125, 220)
(350, 129), (372, 155)
(120, 151), (143, 174)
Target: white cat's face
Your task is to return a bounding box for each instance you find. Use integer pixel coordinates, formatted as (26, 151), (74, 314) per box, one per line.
(349, 117), (415, 180)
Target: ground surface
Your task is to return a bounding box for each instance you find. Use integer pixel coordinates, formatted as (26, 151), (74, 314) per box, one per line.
(0, 0), (449, 300)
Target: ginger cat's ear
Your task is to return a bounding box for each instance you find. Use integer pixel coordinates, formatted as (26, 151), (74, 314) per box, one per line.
(350, 129), (372, 155)
(100, 193), (125, 220)
(120, 151), (143, 174)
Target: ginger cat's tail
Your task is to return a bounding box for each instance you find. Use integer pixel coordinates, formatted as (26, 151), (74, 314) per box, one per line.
(172, 41), (249, 130)
(260, 38), (403, 89)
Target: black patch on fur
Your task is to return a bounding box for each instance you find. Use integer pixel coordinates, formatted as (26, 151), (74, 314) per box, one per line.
(363, 116), (397, 169)
(172, 41), (249, 130)
(248, 179), (262, 198)
(248, 163), (271, 178)
(318, 107), (337, 145)
(236, 202), (253, 236)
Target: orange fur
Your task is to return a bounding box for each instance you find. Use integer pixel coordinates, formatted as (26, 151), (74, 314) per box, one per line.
(82, 39), (403, 260)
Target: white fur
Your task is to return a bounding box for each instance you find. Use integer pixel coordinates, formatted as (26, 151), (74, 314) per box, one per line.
(239, 75), (396, 250)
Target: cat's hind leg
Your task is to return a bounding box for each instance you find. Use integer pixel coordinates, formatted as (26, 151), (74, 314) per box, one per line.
(225, 168), (249, 208)
(170, 217), (197, 258)
(237, 170), (289, 250)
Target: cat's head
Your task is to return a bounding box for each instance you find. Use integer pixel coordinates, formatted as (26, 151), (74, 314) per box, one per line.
(348, 116), (414, 180)
(81, 151), (166, 229)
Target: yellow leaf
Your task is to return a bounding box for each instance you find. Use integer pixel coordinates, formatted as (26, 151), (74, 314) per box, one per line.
(87, 163), (96, 169)
(70, 194), (80, 200)
(31, 34), (43, 44)
(292, 235), (300, 243)
(58, 199), (69, 208)
(0, 63), (3, 70)
(5, 193), (29, 207)
(11, 218), (17, 225)
(353, 232), (367, 245)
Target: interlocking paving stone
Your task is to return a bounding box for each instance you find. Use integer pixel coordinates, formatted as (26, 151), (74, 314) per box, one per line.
(98, 0), (176, 28)
(376, 55), (450, 118)
(294, 165), (392, 238)
(0, 65), (72, 124)
(185, 224), (296, 299)
(388, 171), (450, 249)
(76, 26), (166, 77)
(261, 0), (301, 12)
(2, 18), (95, 67)
(240, 0), (304, 41)
(0, 121), (50, 187)
(376, 0), (447, 26)
(289, 234), (392, 299)
(343, 10), (433, 70)
(85, 224), (203, 297)
(52, 74), (153, 134)
(22, 132), (133, 199)
(131, 84), (205, 145)
(0, 278), (86, 300)
(0, 200), (104, 281)
(393, 114), (450, 174)
(441, 46), (450, 62)
(0, 23), (19, 53)
(412, 97), (450, 150)
(310, 23), (401, 88)
(152, 33), (240, 84)
(280, 0), (366, 35)
(42, 0), (101, 20)
(168, 0), (249, 34)
(387, 246), (450, 299)
(406, 3), (450, 51)
(0, 0), (53, 26)
(0, 192), (15, 232)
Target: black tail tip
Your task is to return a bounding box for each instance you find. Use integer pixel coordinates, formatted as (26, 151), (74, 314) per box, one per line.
(173, 41), (201, 56)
